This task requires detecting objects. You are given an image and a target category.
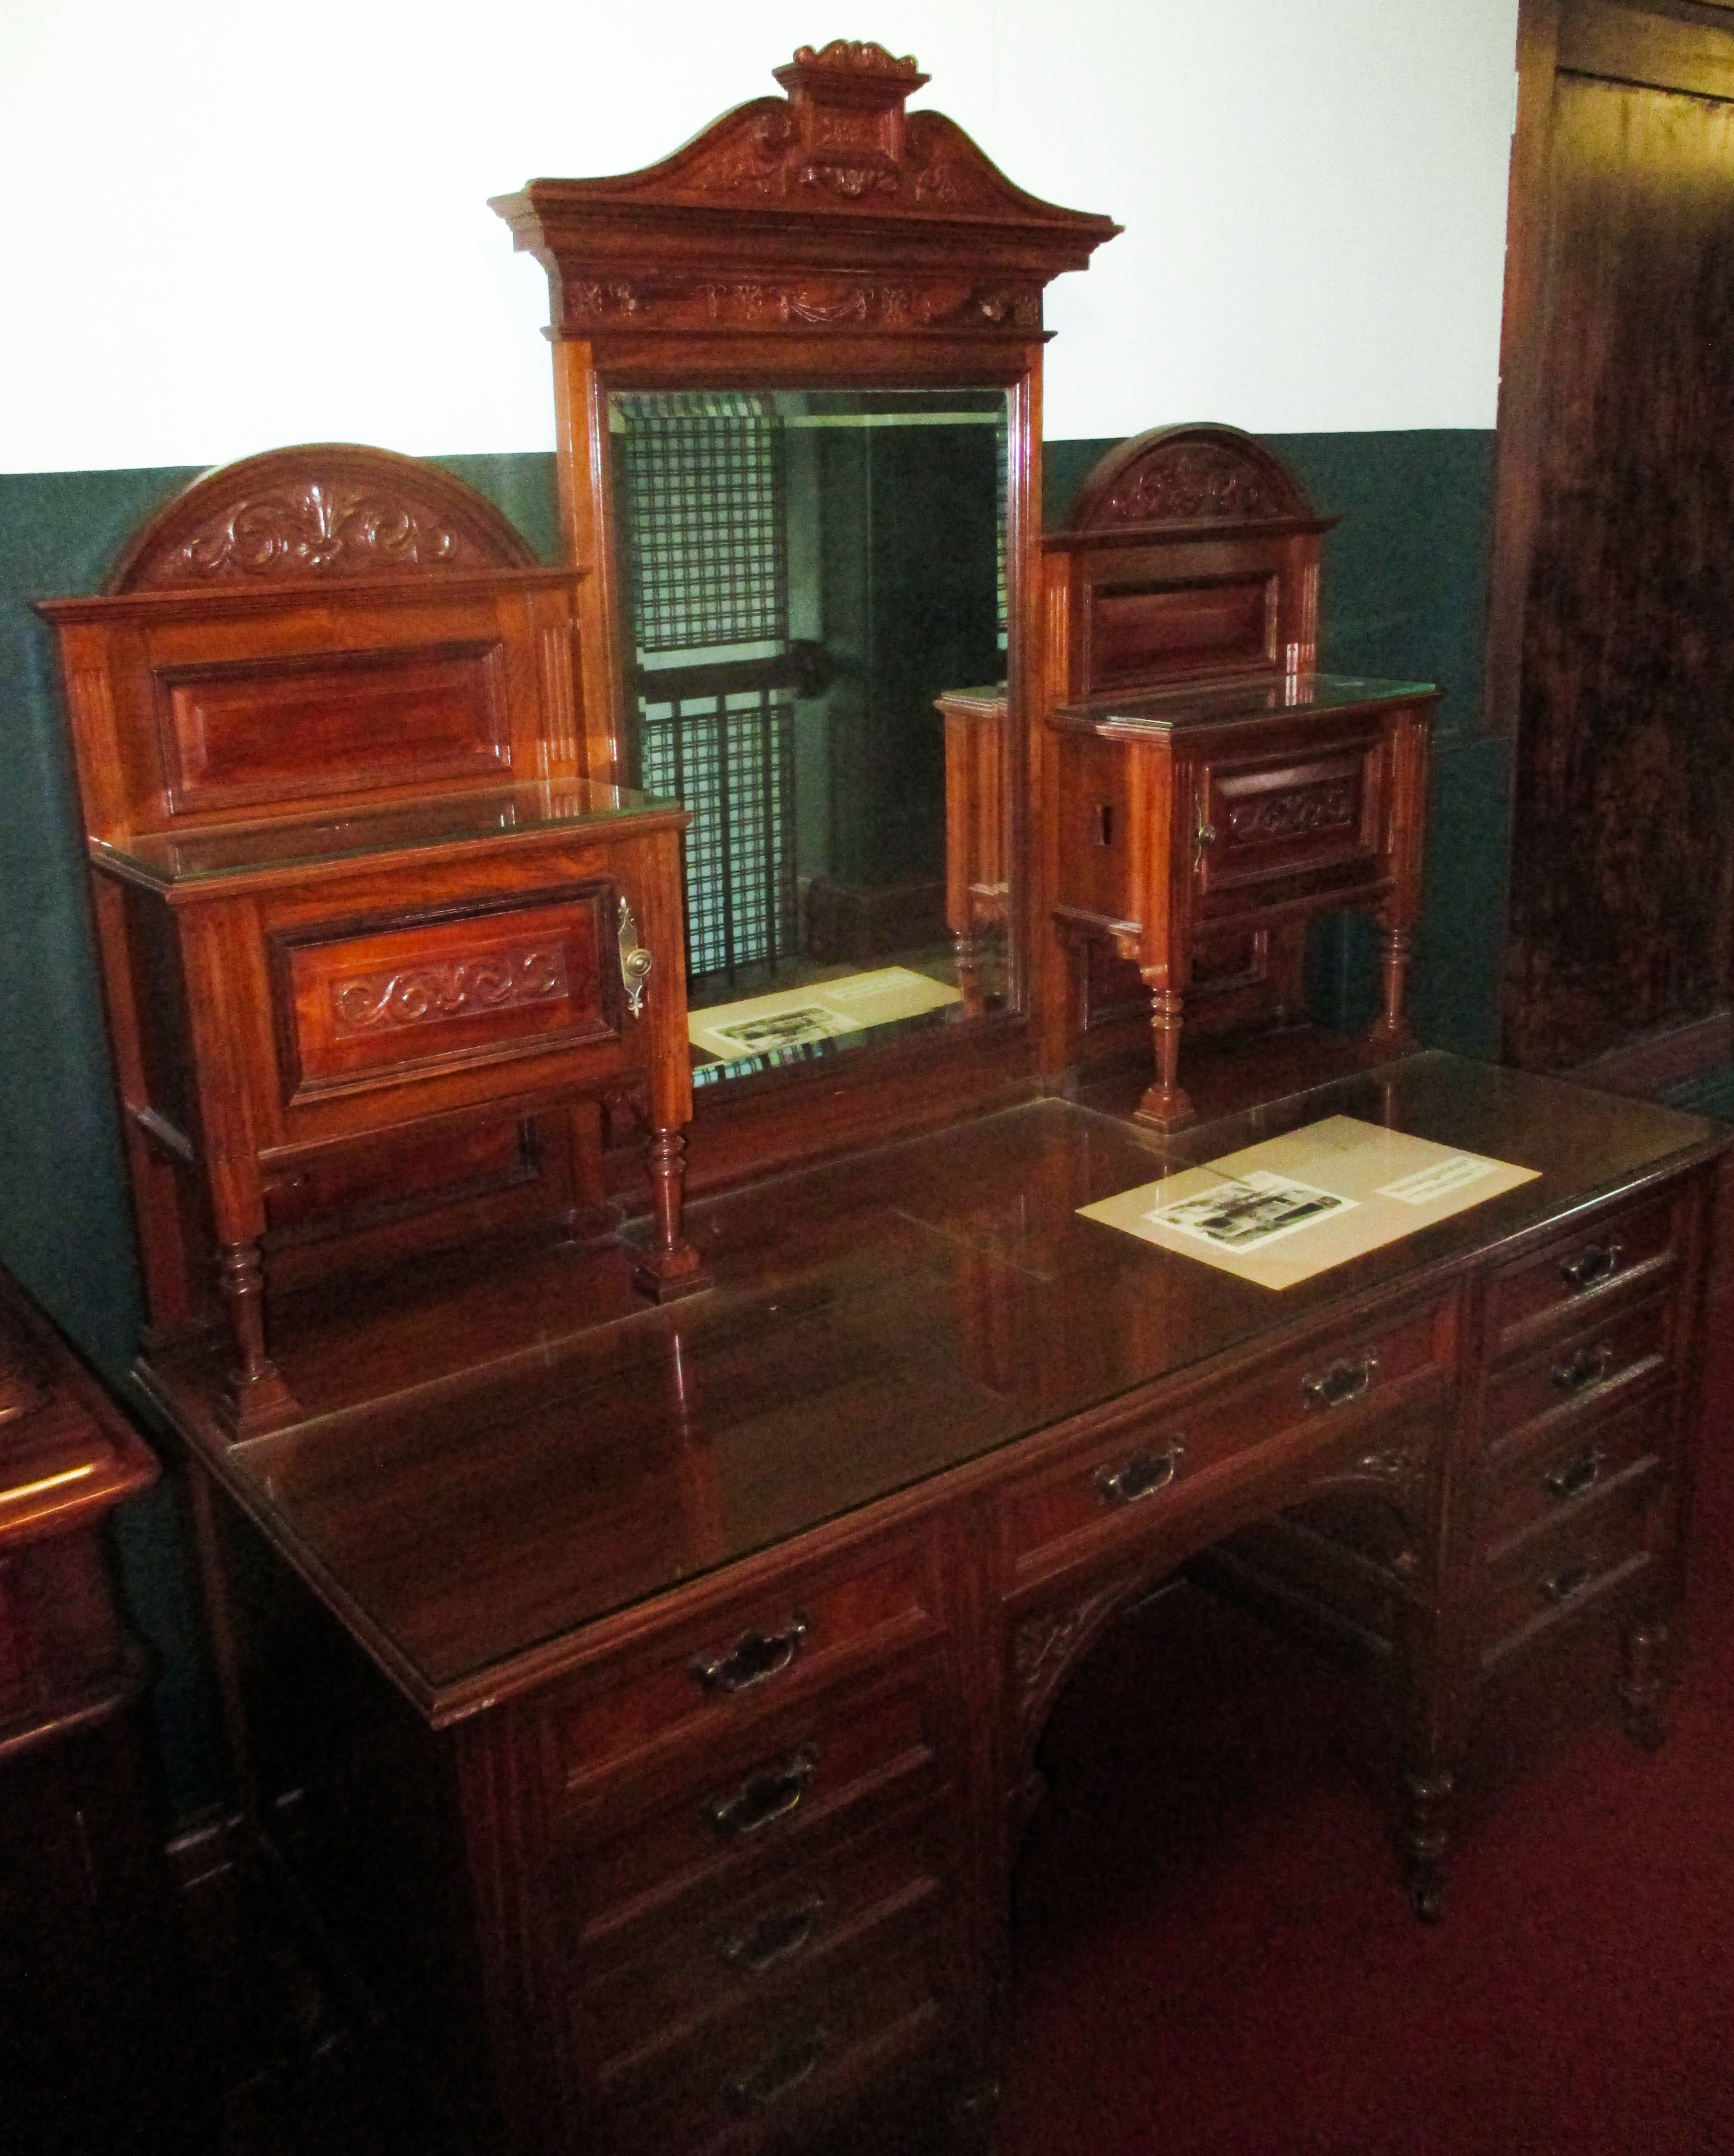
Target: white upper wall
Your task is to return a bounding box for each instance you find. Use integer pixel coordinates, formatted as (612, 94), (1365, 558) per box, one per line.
(1, 0), (1519, 471)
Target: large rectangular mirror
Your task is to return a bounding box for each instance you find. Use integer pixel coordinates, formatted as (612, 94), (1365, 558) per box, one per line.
(610, 386), (1012, 1086)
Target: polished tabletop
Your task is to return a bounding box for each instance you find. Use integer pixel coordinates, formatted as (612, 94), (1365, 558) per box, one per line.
(158, 1054), (1723, 1707)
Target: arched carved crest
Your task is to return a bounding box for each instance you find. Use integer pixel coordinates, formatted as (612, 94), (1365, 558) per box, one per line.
(1063, 424), (1324, 535)
(491, 42), (1120, 340)
(108, 444), (540, 592)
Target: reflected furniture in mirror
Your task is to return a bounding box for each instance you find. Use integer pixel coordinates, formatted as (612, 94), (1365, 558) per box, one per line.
(935, 682), (1010, 1017)
(1039, 426), (1437, 1126)
(492, 38), (1118, 1174)
(38, 446), (706, 1436)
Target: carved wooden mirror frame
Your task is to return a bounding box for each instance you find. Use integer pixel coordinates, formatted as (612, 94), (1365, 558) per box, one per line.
(494, 40), (1117, 1177)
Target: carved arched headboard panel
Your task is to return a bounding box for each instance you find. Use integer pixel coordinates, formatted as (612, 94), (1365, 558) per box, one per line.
(39, 445), (598, 848)
(1061, 423), (1318, 535)
(107, 443), (540, 592)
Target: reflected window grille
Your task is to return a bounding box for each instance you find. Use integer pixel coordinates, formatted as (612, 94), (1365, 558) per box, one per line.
(618, 391), (797, 984)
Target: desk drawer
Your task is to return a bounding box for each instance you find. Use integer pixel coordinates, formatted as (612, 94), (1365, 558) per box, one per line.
(1486, 1192), (1678, 1359)
(539, 1533), (943, 1801)
(573, 1797), (956, 2081)
(557, 1662), (948, 1935)
(1478, 1468), (1664, 1674)
(1001, 1294), (1454, 1582)
(1481, 1293), (1674, 1461)
(1477, 1396), (1666, 1567)
(588, 1914), (951, 2156)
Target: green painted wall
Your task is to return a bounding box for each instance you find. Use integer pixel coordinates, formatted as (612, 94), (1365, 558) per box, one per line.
(0, 431), (1505, 1816)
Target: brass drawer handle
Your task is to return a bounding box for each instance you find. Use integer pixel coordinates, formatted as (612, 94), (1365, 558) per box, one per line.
(1094, 1440), (1185, 1507)
(1544, 1445), (1608, 1503)
(1552, 1343), (1614, 1395)
(1559, 1241), (1623, 1294)
(617, 895), (653, 1018)
(725, 2025), (829, 2114)
(704, 1747), (817, 1838)
(690, 1614), (809, 1697)
(1539, 1555), (1598, 1605)
(1301, 1353), (1379, 1410)
(719, 1892), (827, 1974)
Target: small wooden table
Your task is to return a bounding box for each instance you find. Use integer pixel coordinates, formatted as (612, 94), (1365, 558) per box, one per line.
(1051, 671), (1435, 1125)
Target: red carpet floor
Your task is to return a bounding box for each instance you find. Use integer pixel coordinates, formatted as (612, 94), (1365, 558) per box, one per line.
(1003, 1304), (1734, 2156)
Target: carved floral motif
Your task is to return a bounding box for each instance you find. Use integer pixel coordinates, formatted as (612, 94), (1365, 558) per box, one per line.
(1101, 447), (1275, 526)
(559, 273), (1039, 334)
(1013, 1584), (1124, 1748)
(1227, 780), (1356, 844)
(330, 947), (568, 1035)
(144, 481), (482, 584)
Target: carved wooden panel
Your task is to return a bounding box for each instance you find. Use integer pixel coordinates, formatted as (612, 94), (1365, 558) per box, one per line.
(1084, 572), (1277, 693)
(491, 41), (1119, 343)
(153, 641), (512, 816)
(108, 445), (539, 592)
(272, 886), (616, 1102)
(1064, 426), (1317, 533)
(1200, 745), (1381, 905)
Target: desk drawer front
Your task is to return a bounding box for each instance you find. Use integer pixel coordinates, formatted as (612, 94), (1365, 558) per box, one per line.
(1481, 1293), (1675, 1460)
(273, 884), (619, 1102)
(542, 1538), (942, 1799)
(1486, 1193), (1678, 1358)
(573, 1797), (956, 2081)
(1478, 1468), (1664, 1673)
(559, 1664), (947, 1931)
(1002, 1295), (1454, 1582)
(588, 1917), (951, 2156)
(1477, 1396), (1666, 1567)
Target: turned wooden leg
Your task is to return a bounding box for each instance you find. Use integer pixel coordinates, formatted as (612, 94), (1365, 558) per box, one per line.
(955, 930), (986, 1020)
(215, 1240), (297, 1438)
(1398, 1766), (1454, 1923)
(1366, 922), (1418, 1053)
(633, 1127), (711, 1303)
(1619, 1612), (1669, 1751)
(1135, 983), (1193, 1128)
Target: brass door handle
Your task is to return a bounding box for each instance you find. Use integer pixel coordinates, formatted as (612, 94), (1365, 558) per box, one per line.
(617, 895), (653, 1017)
(1302, 1353), (1379, 1409)
(690, 1613), (809, 1696)
(703, 1747), (817, 1837)
(1094, 1440), (1185, 1507)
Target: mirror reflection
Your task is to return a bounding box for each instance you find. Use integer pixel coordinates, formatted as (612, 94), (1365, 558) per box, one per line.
(611, 387), (1010, 1085)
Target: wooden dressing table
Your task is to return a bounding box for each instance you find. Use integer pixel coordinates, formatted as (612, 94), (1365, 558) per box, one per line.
(33, 36), (1729, 2156)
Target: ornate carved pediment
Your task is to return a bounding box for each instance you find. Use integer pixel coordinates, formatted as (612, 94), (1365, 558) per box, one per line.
(108, 445), (539, 592)
(1065, 424), (1324, 533)
(491, 43), (1119, 340)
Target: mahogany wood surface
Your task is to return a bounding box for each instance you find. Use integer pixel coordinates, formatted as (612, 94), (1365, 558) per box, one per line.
(38, 450), (708, 1437)
(150, 1054), (1727, 2153)
(1037, 428), (1435, 1122)
(1490, 0), (1734, 1069)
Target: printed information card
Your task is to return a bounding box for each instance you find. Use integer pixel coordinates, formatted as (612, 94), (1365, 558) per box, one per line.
(1079, 1116), (1539, 1289)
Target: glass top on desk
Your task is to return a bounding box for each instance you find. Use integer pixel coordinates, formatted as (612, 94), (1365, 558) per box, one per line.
(91, 778), (677, 889)
(1053, 671), (1436, 734)
(213, 1054), (1721, 1704)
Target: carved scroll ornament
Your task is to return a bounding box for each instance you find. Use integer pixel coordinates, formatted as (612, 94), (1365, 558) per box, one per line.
(107, 445), (539, 592)
(331, 946), (568, 1035)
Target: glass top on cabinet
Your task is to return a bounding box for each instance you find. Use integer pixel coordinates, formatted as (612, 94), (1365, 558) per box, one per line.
(204, 1054), (1724, 1705)
(1053, 672), (1437, 734)
(90, 779), (680, 890)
